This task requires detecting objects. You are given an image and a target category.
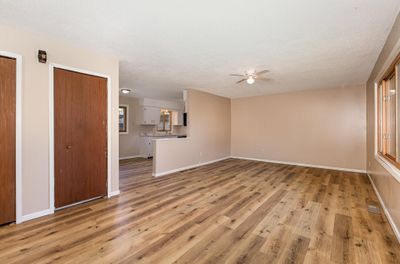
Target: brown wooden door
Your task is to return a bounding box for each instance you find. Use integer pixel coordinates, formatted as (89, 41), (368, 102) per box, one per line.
(0, 56), (16, 225)
(54, 68), (107, 208)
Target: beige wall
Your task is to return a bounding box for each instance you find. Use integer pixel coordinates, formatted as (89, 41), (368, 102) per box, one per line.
(153, 89), (231, 175)
(367, 13), (400, 231)
(119, 96), (141, 158)
(231, 85), (366, 171)
(0, 25), (120, 217)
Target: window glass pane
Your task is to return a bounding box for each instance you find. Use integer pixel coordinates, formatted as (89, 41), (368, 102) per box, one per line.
(387, 76), (396, 158)
(378, 85), (383, 153)
(119, 107), (126, 132)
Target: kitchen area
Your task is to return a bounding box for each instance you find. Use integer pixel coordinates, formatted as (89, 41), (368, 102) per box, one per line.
(119, 94), (187, 161)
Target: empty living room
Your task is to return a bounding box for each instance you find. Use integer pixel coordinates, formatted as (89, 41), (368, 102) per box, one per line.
(1, 1), (400, 263)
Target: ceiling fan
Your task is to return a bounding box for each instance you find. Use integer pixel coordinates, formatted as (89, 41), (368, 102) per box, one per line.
(230, 69), (270, 84)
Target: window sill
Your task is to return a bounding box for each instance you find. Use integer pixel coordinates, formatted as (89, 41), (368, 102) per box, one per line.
(375, 154), (400, 183)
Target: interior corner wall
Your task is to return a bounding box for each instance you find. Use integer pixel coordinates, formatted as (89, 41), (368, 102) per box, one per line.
(231, 85), (367, 171)
(0, 24), (120, 217)
(366, 12), (400, 233)
(153, 89), (231, 175)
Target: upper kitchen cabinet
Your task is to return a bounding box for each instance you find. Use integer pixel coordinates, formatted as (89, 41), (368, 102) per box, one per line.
(172, 111), (184, 126)
(139, 106), (160, 125)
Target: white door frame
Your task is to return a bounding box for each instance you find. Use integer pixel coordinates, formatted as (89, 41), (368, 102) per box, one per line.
(0, 51), (23, 224)
(49, 63), (112, 212)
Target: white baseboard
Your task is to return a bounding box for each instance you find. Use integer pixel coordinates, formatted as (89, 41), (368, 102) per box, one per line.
(153, 156), (230, 177)
(108, 190), (121, 197)
(119, 155), (141, 160)
(230, 156), (366, 173)
(18, 192), (120, 224)
(20, 209), (54, 223)
(152, 156), (366, 177)
(367, 173), (400, 242)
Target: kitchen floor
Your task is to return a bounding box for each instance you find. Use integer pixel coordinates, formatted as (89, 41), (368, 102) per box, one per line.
(120, 157), (153, 181)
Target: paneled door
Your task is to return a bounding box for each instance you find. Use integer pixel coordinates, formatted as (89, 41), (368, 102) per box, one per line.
(54, 68), (107, 208)
(0, 56), (16, 225)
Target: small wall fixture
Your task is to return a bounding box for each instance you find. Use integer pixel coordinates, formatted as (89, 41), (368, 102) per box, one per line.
(37, 50), (47, 63)
(120, 88), (131, 94)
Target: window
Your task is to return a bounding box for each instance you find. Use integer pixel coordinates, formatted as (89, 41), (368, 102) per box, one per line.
(377, 56), (400, 167)
(119, 105), (128, 133)
(157, 110), (172, 131)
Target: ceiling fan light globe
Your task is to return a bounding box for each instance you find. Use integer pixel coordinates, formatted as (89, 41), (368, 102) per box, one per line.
(246, 77), (255, 84)
(121, 88), (131, 94)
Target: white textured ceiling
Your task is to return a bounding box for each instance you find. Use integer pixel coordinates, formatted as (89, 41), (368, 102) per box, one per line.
(0, 0), (399, 99)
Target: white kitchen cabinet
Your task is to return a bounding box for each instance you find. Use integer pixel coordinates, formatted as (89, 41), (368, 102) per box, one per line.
(140, 137), (153, 158)
(172, 111), (178, 126)
(140, 106), (161, 125)
(177, 111), (184, 126)
(172, 111), (184, 126)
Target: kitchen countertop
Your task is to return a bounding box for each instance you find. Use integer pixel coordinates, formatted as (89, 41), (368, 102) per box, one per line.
(152, 136), (188, 141)
(140, 134), (187, 138)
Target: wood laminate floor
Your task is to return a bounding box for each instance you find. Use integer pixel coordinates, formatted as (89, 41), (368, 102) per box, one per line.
(0, 158), (399, 263)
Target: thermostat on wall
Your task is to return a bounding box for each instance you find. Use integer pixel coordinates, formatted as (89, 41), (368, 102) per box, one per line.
(38, 50), (47, 63)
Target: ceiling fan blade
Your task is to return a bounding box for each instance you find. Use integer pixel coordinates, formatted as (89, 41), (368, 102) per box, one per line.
(258, 77), (271, 82)
(230, 74), (246, 77)
(236, 79), (246, 84)
(255, 70), (269, 76)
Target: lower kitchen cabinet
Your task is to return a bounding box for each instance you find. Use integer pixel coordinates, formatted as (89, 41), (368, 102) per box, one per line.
(140, 137), (153, 158)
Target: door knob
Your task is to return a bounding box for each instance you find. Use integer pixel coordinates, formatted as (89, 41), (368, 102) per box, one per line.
(66, 145), (72, 150)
